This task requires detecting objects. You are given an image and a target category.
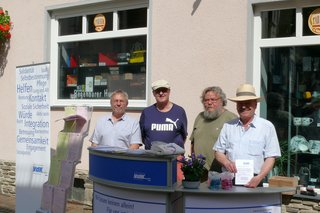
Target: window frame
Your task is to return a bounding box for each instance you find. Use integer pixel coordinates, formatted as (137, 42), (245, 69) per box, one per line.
(47, 0), (149, 108)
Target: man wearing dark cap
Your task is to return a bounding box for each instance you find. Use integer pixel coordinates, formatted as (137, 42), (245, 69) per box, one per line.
(139, 79), (188, 150)
(213, 83), (281, 188)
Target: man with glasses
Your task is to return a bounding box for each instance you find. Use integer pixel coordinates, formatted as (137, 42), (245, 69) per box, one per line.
(139, 79), (188, 150)
(190, 86), (236, 181)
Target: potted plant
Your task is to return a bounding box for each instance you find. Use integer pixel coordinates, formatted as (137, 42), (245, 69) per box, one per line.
(0, 7), (12, 42)
(178, 153), (206, 188)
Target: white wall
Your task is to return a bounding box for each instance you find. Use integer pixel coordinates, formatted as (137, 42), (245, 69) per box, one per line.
(149, 0), (248, 156)
(0, 0), (248, 171)
(0, 0), (79, 161)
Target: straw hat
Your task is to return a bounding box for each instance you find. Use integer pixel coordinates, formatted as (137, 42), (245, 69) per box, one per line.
(228, 84), (260, 102)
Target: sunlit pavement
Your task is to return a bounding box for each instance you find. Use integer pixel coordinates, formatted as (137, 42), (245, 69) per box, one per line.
(0, 194), (92, 213)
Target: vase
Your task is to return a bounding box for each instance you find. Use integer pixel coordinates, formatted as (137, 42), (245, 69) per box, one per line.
(182, 180), (201, 189)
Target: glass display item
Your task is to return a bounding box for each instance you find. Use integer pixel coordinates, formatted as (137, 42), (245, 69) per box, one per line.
(298, 166), (310, 186)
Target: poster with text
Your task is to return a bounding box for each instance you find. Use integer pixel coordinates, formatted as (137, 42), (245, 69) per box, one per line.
(16, 63), (50, 213)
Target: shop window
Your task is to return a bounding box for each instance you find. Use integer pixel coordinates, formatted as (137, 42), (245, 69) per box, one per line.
(58, 36), (146, 100)
(255, 2), (320, 184)
(262, 46), (320, 177)
(50, 2), (148, 107)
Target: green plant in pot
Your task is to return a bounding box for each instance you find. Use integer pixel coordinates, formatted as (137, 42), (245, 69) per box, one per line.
(273, 140), (295, 176)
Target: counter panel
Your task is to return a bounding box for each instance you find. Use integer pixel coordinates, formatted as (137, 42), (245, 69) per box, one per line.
(89, 150), (177, 190)
(93, 183), (169, 213)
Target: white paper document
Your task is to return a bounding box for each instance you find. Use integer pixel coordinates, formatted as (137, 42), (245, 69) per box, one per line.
(235, 159), (254, 185)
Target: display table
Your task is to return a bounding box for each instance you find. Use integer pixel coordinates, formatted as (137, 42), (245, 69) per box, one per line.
(89, 147), (295, 213)
(173, 183), (295, 213)
(88, 147), (178, 213)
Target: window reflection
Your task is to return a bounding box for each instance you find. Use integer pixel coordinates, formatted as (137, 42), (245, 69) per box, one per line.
(59, 17), (82, 36)
(261, 9), (296, 38)
(262, 46), (320, 177)
(118, 8), (147, 29)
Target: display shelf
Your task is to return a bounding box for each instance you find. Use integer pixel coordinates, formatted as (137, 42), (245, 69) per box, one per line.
(60, 63), (146, 100)
(289, 58), (320, 184)
(290, 138), (320, 186)
(293, 193), (320, 201)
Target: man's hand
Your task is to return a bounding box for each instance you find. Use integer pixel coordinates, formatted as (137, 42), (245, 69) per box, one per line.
(244, 175), (263, 188)
(224, 160), (237, 173)
(244, 157), (275, 188)
(215, 151), (237, 173)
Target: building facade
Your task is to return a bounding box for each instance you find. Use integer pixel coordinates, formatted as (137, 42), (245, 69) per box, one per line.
(1, 0), (320, 204)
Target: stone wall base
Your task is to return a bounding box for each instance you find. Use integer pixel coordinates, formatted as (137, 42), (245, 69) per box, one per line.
(281, 194), (320, 213)
(0, 159), (93, 206)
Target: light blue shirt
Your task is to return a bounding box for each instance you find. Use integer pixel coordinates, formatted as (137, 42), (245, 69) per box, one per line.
(213, 115), (281, 174)
(90, 114), (142, 148)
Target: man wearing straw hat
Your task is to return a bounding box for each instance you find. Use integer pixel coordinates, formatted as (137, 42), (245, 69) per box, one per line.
(213, 83), (281, 188)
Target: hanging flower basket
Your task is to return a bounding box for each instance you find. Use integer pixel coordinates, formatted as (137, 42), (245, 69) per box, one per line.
(0, 7), (12, 41)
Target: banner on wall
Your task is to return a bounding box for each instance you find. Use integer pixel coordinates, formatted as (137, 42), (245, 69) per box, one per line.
(15, 62), (50, 213)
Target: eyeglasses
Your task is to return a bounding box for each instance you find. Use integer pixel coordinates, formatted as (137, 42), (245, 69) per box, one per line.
(204, 98), (221, 103)
(154, 88), (169, 94)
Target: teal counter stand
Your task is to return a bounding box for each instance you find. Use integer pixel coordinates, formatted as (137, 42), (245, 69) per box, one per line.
(89, 147), (295, 213)
(88, 147), (178, 213)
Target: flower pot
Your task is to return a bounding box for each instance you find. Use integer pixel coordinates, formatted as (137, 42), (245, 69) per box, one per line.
(182, 180), (200, 189)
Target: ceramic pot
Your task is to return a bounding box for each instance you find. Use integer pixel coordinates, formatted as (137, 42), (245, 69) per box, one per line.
(182, 180), (200, 189)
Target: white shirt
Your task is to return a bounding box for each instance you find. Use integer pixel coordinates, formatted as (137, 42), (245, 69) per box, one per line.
(214, 115), (281, 174)
(90, 114), (142, 148)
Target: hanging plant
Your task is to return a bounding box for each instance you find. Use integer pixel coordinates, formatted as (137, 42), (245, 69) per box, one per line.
(0, 7), (12, 41)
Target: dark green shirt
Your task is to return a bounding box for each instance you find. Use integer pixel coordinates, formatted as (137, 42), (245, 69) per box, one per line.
(190, 110), (237, 170)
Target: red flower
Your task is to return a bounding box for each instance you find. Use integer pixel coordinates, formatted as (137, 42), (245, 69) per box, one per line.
(0, 7), (12, 41)
(3, 24), (10, 31)
(0, 24), (9, 32)
(4, 33), (11, 39)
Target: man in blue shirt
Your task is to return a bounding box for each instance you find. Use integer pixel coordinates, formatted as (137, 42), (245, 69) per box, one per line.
(90, 90), (142, 149)
(214, 84), (281, 188)
(139, 79), (188, 150)
(140, 79), (188, 181)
